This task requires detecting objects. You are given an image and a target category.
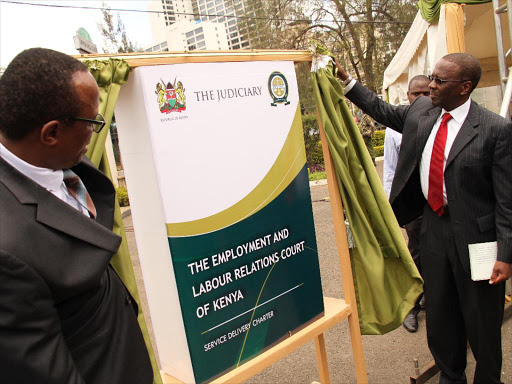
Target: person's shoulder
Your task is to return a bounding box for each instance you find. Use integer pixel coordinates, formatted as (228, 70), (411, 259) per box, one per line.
(470, 101), (512, 128)
(410, 95), (433, 109)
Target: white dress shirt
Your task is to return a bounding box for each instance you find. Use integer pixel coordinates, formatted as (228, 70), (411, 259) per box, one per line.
(383, 128), (402, 198)
(419, 98), (471, 205)
(0, 142), (90, 216)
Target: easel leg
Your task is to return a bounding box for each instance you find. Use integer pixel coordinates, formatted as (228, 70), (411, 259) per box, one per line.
(316, 109), (369, 384)
(314, 334), (330, 384)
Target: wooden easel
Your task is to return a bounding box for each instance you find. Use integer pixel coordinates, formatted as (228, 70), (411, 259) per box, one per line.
(76, 50), (368, 384)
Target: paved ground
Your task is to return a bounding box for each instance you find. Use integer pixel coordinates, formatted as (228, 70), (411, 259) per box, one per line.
(123, 159), (511, 383)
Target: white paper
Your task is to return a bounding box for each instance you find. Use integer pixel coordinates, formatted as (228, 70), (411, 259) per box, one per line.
(468, 241), (497, 281)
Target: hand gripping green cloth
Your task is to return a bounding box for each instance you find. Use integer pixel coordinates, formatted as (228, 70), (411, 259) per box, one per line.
(310, 45), (423, 335)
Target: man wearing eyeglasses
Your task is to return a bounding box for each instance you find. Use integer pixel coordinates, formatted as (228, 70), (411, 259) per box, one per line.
(0, 48), (153, 383)
(337, 53), (511, 384)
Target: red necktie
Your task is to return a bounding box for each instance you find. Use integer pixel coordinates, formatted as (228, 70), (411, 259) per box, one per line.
(428, 113), (452, 216)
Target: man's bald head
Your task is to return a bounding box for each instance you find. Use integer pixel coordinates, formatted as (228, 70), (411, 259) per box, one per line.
(441, 53), (481, 92)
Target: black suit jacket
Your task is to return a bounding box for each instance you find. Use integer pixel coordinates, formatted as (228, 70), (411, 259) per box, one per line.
(0, 156), (153, 383)
(346, 82), (512, 272)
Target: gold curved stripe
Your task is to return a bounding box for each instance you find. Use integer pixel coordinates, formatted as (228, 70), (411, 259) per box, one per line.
(166, 104), (306, 237)
(236, 262), (277, 367)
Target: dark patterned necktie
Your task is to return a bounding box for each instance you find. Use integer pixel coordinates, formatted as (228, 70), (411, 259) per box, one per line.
(428, 113), (452, 216)
(63, 169), (96, 219)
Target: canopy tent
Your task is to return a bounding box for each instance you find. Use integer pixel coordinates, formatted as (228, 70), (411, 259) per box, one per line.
(383, 0), (510, 106)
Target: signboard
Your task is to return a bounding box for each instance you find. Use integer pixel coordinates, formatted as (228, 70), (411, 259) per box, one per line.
(73, 27), (97, 54)
(116, 60), (324, 383)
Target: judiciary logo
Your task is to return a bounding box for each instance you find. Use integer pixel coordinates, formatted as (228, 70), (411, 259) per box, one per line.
(268, 71), (290, 106)
(155, 78), (187, 113)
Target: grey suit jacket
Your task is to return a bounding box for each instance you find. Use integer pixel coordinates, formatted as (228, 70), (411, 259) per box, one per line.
(0, 156), (153, 383)
(346, 82), (512, 271)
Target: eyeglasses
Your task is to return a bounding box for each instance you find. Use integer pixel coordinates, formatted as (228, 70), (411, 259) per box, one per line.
(59, 113), (106, 133)
(428, 75), (469, 85)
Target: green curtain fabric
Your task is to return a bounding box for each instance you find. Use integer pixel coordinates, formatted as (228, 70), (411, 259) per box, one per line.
(82, 59), (162, 384)
(311, 46), (423, 335)
(417, 0), (491, 22)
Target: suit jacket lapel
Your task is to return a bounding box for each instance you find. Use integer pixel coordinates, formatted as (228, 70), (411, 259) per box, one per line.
(35, 190), (120, 253)
(416, 108), (441, 159)
(446, 102), (479, 168)
(0, 157), (121, 253)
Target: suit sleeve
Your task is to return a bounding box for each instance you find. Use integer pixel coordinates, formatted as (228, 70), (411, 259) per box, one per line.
(492, 122), (512, 264)
(345, 82), (410, 133)
(0, 249), (85, 384)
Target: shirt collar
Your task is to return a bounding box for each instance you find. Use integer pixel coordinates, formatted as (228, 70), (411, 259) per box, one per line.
(0, 141), (64, 192)
(441, 98), (471, 125)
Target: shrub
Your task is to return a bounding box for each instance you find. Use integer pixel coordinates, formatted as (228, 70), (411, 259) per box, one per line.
(374, 145), (384, 157)
(308, 164), (325, 173)
(116, 186), (130, 207)
(310, 141), (324, 165)
(372, 130), (385, 147)
(309, 171), (326, 181)
(302, 114), (324, 166)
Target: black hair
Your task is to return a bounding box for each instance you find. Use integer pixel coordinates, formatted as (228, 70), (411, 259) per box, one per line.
(0, 48), (89, 140)
(442, 53), (481, 92)
(409, 75), (430, 88)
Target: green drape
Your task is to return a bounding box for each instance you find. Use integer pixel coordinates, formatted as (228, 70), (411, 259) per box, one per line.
(311, 46), (423, 335)
(82, 59), (162, 384)
(417, 0), (491, 22)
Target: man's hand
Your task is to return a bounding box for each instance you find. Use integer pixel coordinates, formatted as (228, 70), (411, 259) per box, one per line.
(489, 261), (512, 284)
(335, 60), (350, 82)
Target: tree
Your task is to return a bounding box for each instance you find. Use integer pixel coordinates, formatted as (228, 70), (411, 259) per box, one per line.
(97, 1), (139, 53)
(242, 0), (417, 93)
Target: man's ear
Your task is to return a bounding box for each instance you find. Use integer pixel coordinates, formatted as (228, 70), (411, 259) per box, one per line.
(40, 120), (61, 147)
(460, 81), (473, 96)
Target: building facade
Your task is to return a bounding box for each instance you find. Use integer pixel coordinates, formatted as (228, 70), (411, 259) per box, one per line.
(148, 0), (252, 51)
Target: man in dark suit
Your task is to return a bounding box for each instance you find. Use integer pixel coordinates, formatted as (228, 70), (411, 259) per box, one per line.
(336, 53), (512, 383)
(0, 48), (153, 383)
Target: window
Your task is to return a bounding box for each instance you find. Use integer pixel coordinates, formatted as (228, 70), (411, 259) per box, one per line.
(197, 41), (206, 48)
(229, 26), (237, 32)
(228, 20), (236, 26)
(189, 44), (197, 50)
(232, 44), (240, 49)
(196, 34), (204, 41)
(231, 38), (239, 44)
(186, 31), (194, 38)
(194, 27), (203, 34)
(241, 41), (249, 47)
